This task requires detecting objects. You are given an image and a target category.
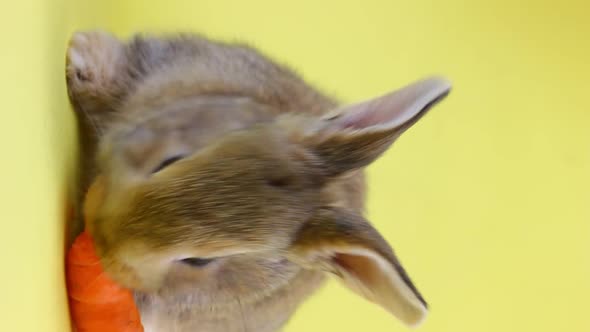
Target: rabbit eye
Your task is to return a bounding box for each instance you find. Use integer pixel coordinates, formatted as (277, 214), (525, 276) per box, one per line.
(266, 176), (293, 188)
(180, 257), (215, 267)
(152, 155), (185, 173)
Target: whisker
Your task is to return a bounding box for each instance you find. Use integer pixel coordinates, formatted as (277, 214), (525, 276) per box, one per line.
(79, 104), (103, 136)
(235, 294), (248, 332)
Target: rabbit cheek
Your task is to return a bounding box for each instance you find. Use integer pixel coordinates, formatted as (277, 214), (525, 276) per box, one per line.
(97, 253), (145, 290)
(95, 240), (190, 292)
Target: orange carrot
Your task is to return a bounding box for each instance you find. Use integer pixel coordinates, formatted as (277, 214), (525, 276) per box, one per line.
(66, 178), (144, 332)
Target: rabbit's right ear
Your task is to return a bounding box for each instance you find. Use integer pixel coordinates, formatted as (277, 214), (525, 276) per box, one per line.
(300, 77), (451, 177)
(288, 207), (427, 327)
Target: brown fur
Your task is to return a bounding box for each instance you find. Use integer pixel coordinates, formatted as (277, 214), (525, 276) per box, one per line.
(66, 30), (450, 331)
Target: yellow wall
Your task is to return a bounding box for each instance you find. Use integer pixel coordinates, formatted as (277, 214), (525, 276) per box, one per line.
(0, 0), (76, 331)
(1, 0), (588, 331)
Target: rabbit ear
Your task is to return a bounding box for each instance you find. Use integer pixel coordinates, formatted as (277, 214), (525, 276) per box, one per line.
(304, 77), (451, 177)
(289, 207), (427, 327)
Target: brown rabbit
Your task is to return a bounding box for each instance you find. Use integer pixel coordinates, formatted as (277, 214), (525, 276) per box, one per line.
(65, 30), (451, 332)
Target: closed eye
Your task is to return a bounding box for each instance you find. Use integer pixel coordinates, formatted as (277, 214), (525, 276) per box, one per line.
(152, 155), (185, 173)
(267, 176), (293, 188)
(180, 257), (215, 267)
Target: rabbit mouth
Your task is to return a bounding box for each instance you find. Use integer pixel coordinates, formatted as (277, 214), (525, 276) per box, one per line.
(179, 257), (215, 267)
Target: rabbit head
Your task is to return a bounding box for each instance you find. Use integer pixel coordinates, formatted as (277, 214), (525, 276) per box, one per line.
(86, 76), (450, 327)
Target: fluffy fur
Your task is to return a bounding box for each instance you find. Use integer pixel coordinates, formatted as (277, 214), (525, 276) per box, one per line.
(66, 30), (450, 332)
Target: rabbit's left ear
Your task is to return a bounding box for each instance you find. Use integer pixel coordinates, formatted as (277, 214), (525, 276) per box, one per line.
(288, 207), (427, 327)
(301, 77), (451, 177)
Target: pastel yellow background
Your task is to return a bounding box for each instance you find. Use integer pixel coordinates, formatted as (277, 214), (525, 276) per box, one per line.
(1, 0), (588, 331)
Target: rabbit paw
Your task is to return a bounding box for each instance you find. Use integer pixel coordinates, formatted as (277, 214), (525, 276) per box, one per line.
(66, 31), (125, 100)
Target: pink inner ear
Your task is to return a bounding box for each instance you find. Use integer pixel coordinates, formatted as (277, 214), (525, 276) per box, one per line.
(336, 107), (384, 130)
(332, 253), (379, 285)
(334, 91), (430, 130)
(332, 77), (451, 130)
(330, 251), (428, 327)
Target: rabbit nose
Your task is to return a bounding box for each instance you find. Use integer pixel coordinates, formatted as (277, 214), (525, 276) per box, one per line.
(180, 257), (215, 267)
